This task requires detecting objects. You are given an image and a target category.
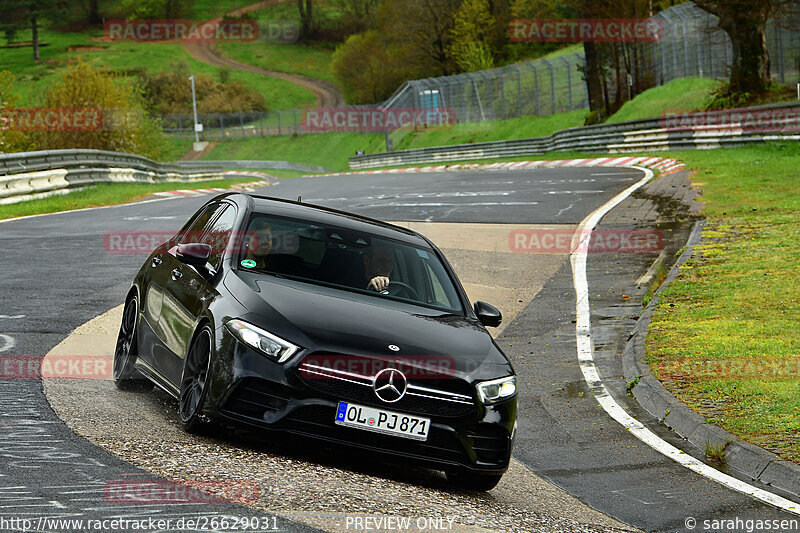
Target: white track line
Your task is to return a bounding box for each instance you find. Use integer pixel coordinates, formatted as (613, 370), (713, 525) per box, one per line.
(569, 166), (799, 515)
(0, 334), (16, 354)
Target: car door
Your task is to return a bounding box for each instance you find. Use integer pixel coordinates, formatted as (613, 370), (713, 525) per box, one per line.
(146, 203), (227, 377)
(158, 203), (237, 385)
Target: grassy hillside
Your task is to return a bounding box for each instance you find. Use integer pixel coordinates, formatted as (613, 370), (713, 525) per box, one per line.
(607, 77), (721, 123)
(0, 28), (316, 109)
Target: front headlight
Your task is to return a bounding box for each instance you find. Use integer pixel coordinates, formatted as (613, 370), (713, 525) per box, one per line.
(225, 319), (301, 363)
(476, 376), (517, 404)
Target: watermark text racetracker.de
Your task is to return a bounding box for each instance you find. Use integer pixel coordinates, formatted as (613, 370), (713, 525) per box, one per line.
(0, 107), (102, 131)
(103, 230), (299, 255)
(510, 18), (662, 42)
(105, 19), (257, 42)
(661, 107), (800, 132)
(1, 355), (109, 380)
(305, 107), (456, 133)
(509, 228), (663, 254)
(105, 480), (260, 505)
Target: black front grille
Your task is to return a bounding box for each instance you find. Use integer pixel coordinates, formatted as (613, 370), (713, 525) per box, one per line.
(221, 378), (291, 419)
(297, 357), (476, 417)
(284, 405), (467, 464)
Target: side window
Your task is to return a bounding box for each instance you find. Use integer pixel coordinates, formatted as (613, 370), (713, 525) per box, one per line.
(178, 203), (226, 245)
(204, 205), (237, 271)
(425, 262), (450, 307)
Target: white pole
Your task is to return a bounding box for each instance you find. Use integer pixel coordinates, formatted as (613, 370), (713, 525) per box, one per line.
(190, 75), (199, 143)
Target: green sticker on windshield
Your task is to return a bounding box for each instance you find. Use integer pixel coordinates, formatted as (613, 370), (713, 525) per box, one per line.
(240, 259), (257, 268)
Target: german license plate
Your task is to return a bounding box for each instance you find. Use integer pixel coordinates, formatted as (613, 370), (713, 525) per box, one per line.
(335, 401), (430, 441)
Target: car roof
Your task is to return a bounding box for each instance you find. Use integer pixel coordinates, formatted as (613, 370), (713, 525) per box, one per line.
(226, 193), (433, 248)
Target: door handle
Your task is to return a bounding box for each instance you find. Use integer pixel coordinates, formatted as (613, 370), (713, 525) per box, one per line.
(151, 256), (163, 268)
(171, 269), (182, 281)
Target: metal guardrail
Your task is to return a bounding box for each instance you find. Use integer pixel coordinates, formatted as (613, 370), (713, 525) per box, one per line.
(0, 149), (332, 177)
(349, 101), (800, 169)
(0, 149), (332, 204)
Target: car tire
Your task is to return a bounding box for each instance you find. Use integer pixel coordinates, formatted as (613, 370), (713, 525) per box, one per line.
(113, 294), (152, 392)
(179, 325), (214, 433)
(445, 469), (503, 492)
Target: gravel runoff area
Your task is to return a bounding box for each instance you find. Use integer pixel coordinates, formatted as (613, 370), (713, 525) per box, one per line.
(42, 225), (639, 533)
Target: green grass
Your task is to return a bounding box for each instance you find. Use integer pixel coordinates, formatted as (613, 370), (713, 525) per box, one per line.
(541, 44), (583, 59)
(160, 137), (195, 161)
(198, 110), (586, 170)
(190, 0), (257, 19)
(1, 27), (316, 109)
(203, 133), (386, 171)
(215, 2), (338, 85)
(647, 143), (800, 463)
(0, 177), (255, 220)
(218, 42), (336, 84)
(396, 111), (585, 150)
(607, 77), (722, 123)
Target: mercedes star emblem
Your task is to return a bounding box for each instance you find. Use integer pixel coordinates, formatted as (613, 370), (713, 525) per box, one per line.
(372, 368), (408, 403)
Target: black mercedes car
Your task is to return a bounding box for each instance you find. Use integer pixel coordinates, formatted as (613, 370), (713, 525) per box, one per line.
(114, 193), (517, 490)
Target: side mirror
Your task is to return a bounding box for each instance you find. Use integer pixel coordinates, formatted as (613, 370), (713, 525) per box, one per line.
(176, 243), (211, 268)
(474, 301), (502, 328)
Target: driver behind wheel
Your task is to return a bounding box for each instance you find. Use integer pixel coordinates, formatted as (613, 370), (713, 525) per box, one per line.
(363, 243), (394, 292)
(244, 219), (273, 269)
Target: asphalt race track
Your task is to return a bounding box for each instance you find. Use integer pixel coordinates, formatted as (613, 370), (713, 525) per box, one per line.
(1, 167), (798, 532)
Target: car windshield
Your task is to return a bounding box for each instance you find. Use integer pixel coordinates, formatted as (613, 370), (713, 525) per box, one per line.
(238, 214), (464, 314)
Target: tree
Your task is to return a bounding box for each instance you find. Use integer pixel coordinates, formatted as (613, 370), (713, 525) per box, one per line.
(37, 59), (166, 159)
(0, 0), (65, 62)
(378, 0), (462, 76)
(448, 0), (496, 72)
(298, 0), (314, 36)
(694, 0), (777, 94)
(333, 0), (382, 34)
(141, 62), (268, 114)
(332, 30), (407, 103)
(0, 71), (32, 153)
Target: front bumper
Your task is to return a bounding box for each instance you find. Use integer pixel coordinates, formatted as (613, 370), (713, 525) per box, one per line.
(207, 330), (517, 474)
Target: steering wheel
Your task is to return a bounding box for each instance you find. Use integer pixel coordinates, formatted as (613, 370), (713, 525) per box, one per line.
(382, 281), (419, 300)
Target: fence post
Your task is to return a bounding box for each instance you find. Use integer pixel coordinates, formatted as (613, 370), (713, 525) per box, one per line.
(500, 74), (506, 120)
(525, 61), (540, 116)
(560, 56), (573, 110)
(239, 111), (245, 136)
(541, 59), (554, 114)
(259, 111), (264, 137)
(277, 111), (281, 135)
(219, 114), (225, 139)
(294, 109), (298, 134)
(509, 65), (522, 117)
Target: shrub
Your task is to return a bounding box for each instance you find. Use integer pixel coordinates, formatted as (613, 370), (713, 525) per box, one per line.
(37, 59), (166, 159)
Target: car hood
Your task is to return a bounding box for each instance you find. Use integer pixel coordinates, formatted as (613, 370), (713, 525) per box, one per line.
(224, 272), (512, 380)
